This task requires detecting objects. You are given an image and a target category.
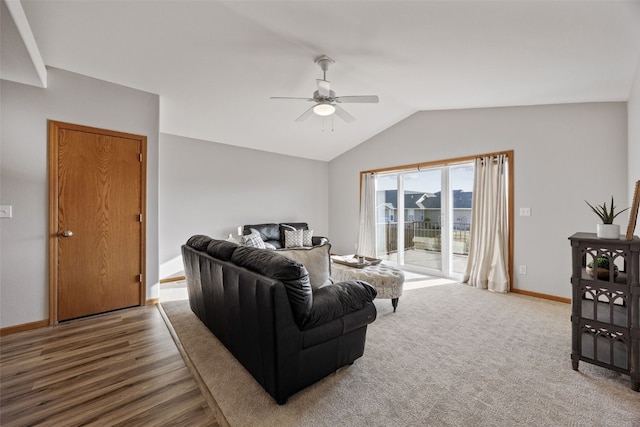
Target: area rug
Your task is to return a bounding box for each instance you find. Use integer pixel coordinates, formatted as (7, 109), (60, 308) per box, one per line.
(161, 284), (640, 426)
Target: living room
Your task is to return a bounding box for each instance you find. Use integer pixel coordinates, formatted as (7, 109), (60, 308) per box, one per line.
(1, 0), (640, 424)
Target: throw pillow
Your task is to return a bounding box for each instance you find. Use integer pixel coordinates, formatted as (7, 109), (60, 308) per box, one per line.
(284, 229), (304, 248)
(241, 230), (266, 249)
(303, 229), (313, 247)
(277, 244), (332, 290)
(279, 223), (296, 247)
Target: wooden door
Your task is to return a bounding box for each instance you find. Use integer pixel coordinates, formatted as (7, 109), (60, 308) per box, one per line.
(49, 121), (146, 322)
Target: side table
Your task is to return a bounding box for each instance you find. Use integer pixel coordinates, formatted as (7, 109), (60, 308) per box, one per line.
(569, 232), (640, 392)
(331, 258), (404, 312)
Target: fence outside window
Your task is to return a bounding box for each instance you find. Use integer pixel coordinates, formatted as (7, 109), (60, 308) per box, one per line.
(377, 221), (470, 255)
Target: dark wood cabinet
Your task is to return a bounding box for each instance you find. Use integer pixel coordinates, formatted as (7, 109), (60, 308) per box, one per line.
(569, 232), (640, 391)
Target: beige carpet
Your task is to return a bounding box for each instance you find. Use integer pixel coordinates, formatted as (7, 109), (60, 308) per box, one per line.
(161, 284), (640, 426)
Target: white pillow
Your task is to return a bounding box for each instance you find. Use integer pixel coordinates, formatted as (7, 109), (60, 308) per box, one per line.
(241, 230), (266, 249)
(303, 229), (313, 247)
(284, 229), (304, 248)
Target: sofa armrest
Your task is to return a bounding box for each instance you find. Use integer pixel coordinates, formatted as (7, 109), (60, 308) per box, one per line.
(312, 235), (329, 246)
(302, 280), (376, 330)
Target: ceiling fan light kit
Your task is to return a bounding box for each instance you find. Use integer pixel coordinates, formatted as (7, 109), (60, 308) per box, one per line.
(313, 103), (335, 116)
(270, 55), (379, 123)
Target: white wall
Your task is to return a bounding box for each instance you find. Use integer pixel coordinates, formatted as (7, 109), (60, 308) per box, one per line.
(159, 133), (329, 278)
(629, 60), (640, 203)
(0, 68), (160, 328)
(329, 103), (628, 299)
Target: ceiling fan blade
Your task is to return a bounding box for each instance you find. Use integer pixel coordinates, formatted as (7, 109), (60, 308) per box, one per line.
(316, 79), (331, 97)
(334, 104), (355, 123)
(295, 105), (316, 122)
(271, 96), (314, 101)
(335, 95), (379, 103)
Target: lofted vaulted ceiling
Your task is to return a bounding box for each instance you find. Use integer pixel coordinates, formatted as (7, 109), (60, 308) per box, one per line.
(2, 0), (640, 161)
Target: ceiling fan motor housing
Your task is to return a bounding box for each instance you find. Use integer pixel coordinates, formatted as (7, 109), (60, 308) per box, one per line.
(313, 89), (336, 102)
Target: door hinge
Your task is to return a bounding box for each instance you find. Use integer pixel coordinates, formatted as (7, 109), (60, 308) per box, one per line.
(138, 274), (143, 283)
(139, 153), (143, 162)
(138, 214), (143, 222)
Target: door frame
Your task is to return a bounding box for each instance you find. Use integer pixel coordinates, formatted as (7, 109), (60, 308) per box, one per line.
(48, 120), (147, 324)
(361, 149), (514, 287)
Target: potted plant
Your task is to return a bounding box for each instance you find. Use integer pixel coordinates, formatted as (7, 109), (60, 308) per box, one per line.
(586, 255), (618, 279)
(585, 196), (629, 239)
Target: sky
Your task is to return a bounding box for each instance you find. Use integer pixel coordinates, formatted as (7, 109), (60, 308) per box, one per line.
(377, 165), (474, 193)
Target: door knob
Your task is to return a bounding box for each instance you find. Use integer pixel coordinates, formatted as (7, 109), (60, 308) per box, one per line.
(60, 230), (73, 237)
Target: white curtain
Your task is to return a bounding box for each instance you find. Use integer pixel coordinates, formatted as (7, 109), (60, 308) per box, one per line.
(357, 173), (376, 257)
(463, 155), (509, 292)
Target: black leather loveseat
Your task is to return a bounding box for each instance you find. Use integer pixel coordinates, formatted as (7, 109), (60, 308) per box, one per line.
(181, 235), (377, 404)
(242, 222), (328, 249)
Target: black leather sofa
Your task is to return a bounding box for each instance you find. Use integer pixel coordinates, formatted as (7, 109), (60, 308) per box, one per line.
(242, 222), (328, 248)
(181, 235), (377, 404)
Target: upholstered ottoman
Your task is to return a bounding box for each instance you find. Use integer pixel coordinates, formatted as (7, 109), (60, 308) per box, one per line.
(331, 261), (404, 312)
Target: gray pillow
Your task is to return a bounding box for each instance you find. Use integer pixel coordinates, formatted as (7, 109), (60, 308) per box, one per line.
(277, 243), (332, 290)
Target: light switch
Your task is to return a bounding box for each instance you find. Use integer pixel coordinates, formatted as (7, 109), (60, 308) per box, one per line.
(0, 205), (12, 218)
(519, 207), (531, 216)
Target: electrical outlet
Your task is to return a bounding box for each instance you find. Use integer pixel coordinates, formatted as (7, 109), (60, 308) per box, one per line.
(519, 207), (531, 216)
(0, 205), (12, 218)
(519, 265), (527, 275)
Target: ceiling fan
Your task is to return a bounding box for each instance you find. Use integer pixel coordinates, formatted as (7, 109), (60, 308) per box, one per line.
(270, 55), (379, 123)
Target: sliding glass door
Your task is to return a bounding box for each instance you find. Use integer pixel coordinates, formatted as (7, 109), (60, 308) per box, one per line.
(402, 168), (443, 272)
(449, 164), (474, 276)
(375, 163), (473, 279)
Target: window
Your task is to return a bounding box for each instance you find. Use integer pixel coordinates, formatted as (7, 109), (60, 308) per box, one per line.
(375, 163), (473, 279)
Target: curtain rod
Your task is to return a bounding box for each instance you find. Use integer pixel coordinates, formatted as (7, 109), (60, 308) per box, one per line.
(360, 150), (513, 175)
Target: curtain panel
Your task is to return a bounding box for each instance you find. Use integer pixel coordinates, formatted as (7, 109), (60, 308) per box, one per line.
(463, 155), (510, 292)
(357, 173), (377, 257)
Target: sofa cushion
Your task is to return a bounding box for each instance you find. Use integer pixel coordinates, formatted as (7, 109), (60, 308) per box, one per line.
(284, 229), (304, 248)
(277, 244), (332, 290)
(231, 246), (312, 327)
(281, 222), (309, 231)
(244, 223), (280, 242)
(206, 239), (239, 261)
(186, 235), (213, 251)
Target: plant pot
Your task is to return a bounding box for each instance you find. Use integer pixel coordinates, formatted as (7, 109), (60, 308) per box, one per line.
(596, 224), (620, 239)
(586, 265), (619, 279)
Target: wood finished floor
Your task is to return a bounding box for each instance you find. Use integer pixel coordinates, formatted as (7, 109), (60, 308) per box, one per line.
(0, 305), (220, 426)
